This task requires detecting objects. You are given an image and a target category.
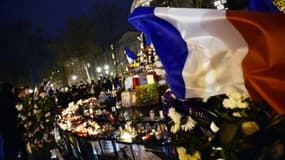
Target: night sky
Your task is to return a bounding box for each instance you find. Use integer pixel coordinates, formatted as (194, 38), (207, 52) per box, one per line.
(0, 0), (134, 86)
(0, 0), (132, 36)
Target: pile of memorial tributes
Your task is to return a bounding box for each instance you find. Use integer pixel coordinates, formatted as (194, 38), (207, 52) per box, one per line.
(15, 1), (285, 159)
(56, 97), (116, 137)
(126, 0), (285, 159)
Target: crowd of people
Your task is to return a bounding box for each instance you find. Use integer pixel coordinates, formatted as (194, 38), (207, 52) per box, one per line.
(0, 75), (123, 160)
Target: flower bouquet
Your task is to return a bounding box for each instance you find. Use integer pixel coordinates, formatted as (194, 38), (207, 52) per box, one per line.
(16, 93), (60, 158)
(162, 89), (285, 160)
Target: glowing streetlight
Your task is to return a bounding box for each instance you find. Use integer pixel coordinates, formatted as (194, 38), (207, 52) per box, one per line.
(71, 75), (77, 81)
(104, 65), (109, 70)
(96, 67), (102, 73)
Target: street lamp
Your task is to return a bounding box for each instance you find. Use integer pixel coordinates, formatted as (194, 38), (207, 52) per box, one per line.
(104, 65), (109, 70)
(71, 75), (77, 81)
(96, 67), (102, 73)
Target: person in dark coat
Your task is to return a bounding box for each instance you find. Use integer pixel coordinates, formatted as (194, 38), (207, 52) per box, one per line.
(0, 82), (26, 160)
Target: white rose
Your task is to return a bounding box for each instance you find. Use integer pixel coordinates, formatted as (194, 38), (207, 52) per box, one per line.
(223, 92), (249, 109)
(15, 104), (23, 111)
(223, 98), (237, 109)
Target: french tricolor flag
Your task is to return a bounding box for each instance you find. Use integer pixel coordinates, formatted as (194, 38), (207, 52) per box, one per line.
(124, 47), (137, 64)
(128, 7), (285, 113)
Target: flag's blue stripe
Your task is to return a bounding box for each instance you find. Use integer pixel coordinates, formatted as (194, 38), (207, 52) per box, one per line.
(143, 33), (152, 46)
(129, 7), (188, 98)
(248, 0), (279, 12)
(124, 47), (137, 60)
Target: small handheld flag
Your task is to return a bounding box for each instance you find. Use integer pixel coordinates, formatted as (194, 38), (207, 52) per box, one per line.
(124, 47), (137, 64)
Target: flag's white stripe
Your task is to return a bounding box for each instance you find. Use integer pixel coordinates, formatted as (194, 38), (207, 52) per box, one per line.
(154, 8), (249, 98)
(127, 57), (134, 64)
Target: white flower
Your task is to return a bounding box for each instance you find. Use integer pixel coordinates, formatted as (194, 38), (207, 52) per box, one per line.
(177, 146), (201, 160)
(223, 92), (249, 109)
(232, 112), (242, 117)
(168, 108), (182, 133)
(168, 107), (181, 123)
(33, 109), (38, 114)
(222, 98), (237, 109)
(15, 104), (23, 111)
(237, 101), (249, 109)
(45, 112), (51, 117)
(171, 123), (181, 133)
(21, 116), (26, 121)
(228, 92), (243, 100)
(181, 116), (196, 132)
(242, 121), (260, 136)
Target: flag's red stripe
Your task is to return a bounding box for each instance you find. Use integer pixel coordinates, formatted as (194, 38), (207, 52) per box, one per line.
(227, 11), (285, 114)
